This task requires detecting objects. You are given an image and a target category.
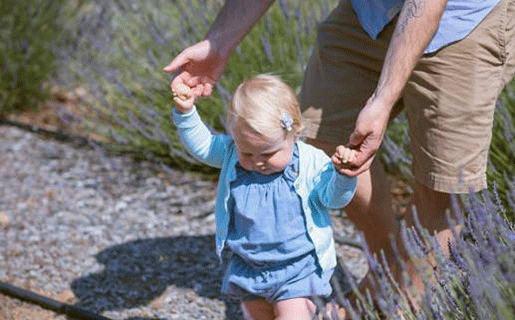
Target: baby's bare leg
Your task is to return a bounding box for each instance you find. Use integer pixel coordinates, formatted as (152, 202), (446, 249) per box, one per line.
(274, 298), (317, 320)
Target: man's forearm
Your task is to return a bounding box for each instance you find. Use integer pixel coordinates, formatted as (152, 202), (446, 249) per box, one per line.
(372, 0), (448, 110)
(206, 0), (276, 58)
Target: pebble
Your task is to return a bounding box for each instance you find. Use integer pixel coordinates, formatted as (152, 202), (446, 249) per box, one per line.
(0, 211), (9, 227)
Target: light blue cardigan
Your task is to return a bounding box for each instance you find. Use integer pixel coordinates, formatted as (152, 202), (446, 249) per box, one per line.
(172, 107), (357, 271)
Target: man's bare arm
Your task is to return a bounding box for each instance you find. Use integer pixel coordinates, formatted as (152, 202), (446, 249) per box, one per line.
(343, 0), (449, 176)
(163, 0), (276, 97)
(206, 0), (276, 58)
(372, 0), (448, 109)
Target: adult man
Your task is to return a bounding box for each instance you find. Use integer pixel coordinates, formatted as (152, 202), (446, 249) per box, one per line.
(164, 0), (514, 295)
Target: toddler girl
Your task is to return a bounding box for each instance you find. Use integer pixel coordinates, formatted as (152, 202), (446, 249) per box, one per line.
(171, 74), (356, 320)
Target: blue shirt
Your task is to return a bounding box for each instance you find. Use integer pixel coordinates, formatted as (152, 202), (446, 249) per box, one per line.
(350, 0), (502, 53)
(172, 107), (357, 272)
(227, 145), (315, 263)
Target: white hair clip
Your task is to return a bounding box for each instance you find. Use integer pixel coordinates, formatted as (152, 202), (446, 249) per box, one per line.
(280, 112), (293, 132)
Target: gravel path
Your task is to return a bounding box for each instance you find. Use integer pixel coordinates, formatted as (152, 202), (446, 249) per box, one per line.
(0, 126), (367, 320)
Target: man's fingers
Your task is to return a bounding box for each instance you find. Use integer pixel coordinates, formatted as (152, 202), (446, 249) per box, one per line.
(191, 84), (204, 97)
(338, 155), (375, 177)
(343, 148), (352, 164)
(346, 128), (381, 167)
(201, 82), (214, 97)
(171, 74), (190, 90)
(351, 144), (375, 168)
(162, 52), (188, 73)
(162, 60), (182, 73)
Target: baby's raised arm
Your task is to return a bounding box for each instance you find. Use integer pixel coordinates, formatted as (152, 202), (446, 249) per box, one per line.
(171, 82), (195, 113)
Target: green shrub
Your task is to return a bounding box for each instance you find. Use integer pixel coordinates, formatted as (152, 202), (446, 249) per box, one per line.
(55, 0), (336, 172)
(488, 80), (515, 221)
(0, 0), (64, 116)
(54, 0), (515, 215)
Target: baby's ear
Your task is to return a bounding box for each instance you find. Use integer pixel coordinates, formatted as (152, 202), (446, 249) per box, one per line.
(295, 123), (305, 137)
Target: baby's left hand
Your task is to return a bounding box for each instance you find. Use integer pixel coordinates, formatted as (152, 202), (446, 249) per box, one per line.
(332, 145), (356, 174)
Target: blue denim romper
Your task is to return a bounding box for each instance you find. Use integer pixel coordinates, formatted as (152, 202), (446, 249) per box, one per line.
(221, 146), (334, 302)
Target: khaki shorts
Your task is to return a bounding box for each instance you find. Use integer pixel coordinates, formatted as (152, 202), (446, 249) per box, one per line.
(300, 0), (515, 193)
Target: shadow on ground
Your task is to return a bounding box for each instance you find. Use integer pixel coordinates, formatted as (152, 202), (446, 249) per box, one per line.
(71, 235), (243, 320)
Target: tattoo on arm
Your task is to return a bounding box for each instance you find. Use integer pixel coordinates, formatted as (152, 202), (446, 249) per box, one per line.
(395, 0), (425, 36)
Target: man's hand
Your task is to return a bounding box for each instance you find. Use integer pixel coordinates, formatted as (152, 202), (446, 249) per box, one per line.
(334, 0), (447, 177)
(338, 97), (390, 177)
(163, 40), (229, 99)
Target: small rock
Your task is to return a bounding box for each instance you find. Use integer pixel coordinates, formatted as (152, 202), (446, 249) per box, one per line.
(56, 289), (76, 303)
(150, 296), (166, 310)
(0, 211), (9, 227)
(115, 201), (128, 211)
(41, 145), (63, 160)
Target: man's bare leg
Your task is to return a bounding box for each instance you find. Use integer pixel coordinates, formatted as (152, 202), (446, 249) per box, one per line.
(409, 182), (453, 247)
(404, 182), (455, 296)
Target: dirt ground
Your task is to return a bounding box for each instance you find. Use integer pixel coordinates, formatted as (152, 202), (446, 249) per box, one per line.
(0, 287), (74, 320)
(0, 178), (410, 320)
(0, 98), (412, 320)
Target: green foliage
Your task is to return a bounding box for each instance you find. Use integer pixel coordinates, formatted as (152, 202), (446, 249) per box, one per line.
(380, 111), (413, 180)
(0, 0), (64, 116)
(55, 0), (336, 172)
(488, 79), (515, 222)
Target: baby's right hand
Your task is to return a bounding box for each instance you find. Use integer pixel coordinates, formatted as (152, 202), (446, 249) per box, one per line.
(171, 82), (195, 112)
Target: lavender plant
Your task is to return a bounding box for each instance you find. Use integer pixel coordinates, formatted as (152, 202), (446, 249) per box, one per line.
(54, 0), (515, 219)
(0, 0), (65, 116)
(54, 0), (336, 171)
(488, 83), (515, 221)
(330, 187), (515, 320)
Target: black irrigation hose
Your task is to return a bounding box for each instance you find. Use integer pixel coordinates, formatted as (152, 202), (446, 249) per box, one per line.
(0, 117), (96, 146)
(0, 281), (112, 320)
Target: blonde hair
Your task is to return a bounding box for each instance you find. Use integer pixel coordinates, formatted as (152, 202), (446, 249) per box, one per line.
(227, 74), (303, 141)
